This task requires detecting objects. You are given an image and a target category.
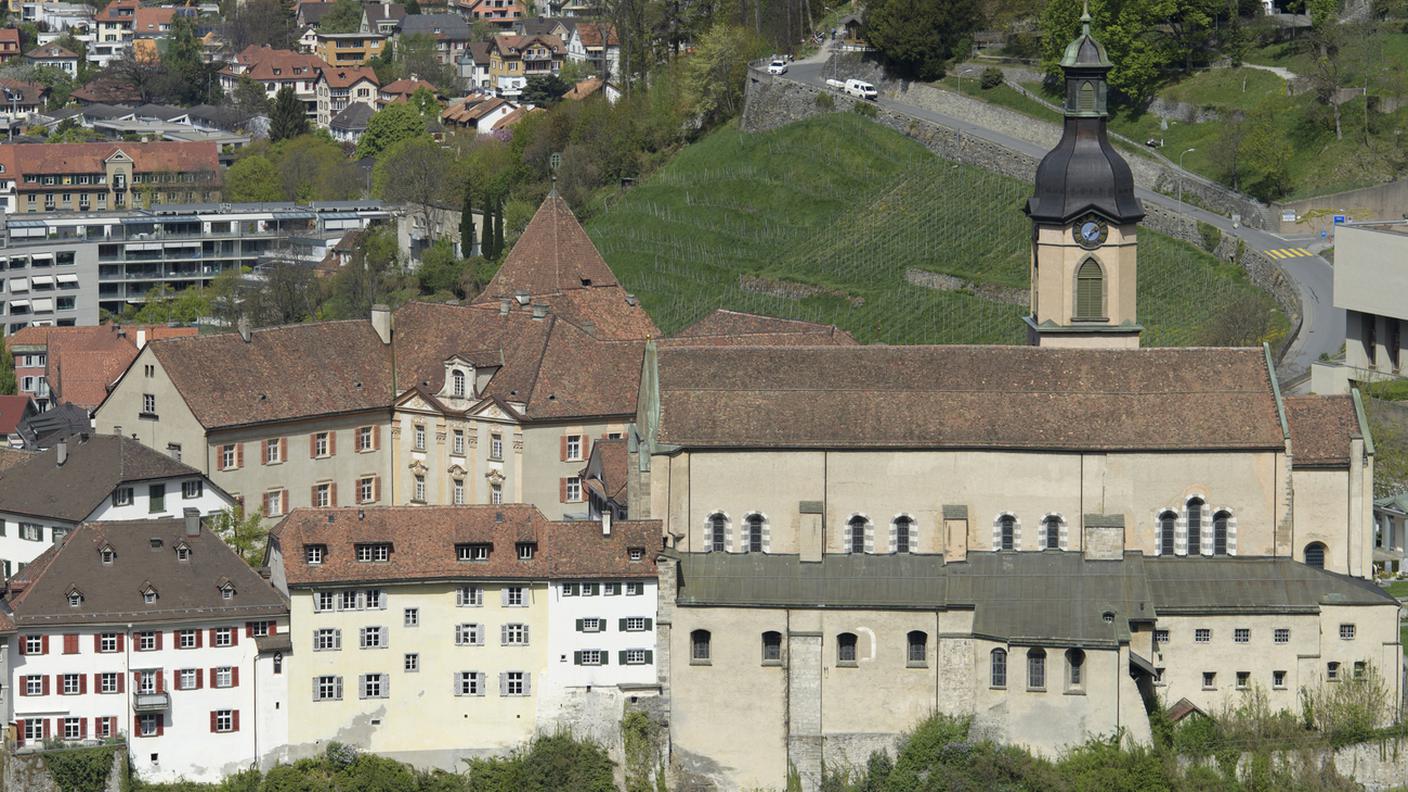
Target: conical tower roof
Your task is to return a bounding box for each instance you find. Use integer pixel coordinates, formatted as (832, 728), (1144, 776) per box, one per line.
(478, 191), (621, 299)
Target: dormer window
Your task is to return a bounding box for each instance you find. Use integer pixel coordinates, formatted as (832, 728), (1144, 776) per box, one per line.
(219, 584), (235, 599)
(99, 545), (115, 564)
(628, 547), (645, 562)
(175, 542), (191, 562)
(356, 542), (392, 563)
(140, 583), (158, 604)
(516, 541), (536, 560)
(67, 587), (83, 607)
(457, 543), (491, 561)
(452, 369), (466, 398)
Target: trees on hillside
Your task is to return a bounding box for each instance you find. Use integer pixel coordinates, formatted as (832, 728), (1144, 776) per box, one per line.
(319, 0), (364, 34)
(356, 101), (431, 159)
(521, 74), (571, 106)
(681, 24), (769, 128)
(866, 0), (982, 80)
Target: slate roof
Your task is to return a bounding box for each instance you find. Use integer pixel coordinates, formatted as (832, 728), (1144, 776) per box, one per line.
(671, 309), (857, 346)
(0, 433), (203, 522)
(5, 518), (287, 626)
(676, 552), (1394, 645)
(649, 345), (1285, 452)
(146, 320), (394, 430)
(272, 504), (660, 585)
(1285, 394), (1360, 468)
(331, 101), (374, 130)
(399, 13), (470, 39)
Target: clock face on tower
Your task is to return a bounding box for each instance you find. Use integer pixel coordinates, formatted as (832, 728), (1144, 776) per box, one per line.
(1073, 215), (1108, 249)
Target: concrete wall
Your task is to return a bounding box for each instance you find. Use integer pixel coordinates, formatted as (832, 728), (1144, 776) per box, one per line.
(1272, 179), (1408, 236)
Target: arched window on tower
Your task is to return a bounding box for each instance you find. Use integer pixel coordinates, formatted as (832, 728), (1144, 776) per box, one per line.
(999, 515), (1015, 551)
(1158, 511), (1176, 556)
(1213, 511), (1231, 556)
(1304, 542), (1327, 569)
(1075, 258), (1104, 320)
(745, 514), (764, 554)
(894, 515), (914, 554)
(847, 516), (867, 554)
(1043, 516), (1061, 550)
(706, 513), (725, 553)
(1186, 497), (1204, 556)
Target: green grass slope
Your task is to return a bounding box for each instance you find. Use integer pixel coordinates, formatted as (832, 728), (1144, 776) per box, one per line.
(587, 112), (1282, 346)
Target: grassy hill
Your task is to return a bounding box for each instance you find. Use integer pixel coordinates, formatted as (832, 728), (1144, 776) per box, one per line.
(586, 112), (1283, 347)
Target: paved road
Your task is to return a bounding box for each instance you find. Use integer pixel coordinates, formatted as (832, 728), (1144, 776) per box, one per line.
(786, 60), (1342, 382)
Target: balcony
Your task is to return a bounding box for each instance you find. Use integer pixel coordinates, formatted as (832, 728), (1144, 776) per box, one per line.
(132, 691), (169, 712)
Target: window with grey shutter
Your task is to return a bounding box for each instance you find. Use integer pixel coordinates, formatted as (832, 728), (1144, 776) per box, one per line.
(333, 629), (342, 650)
(500, 624), (508, 645)
(523, 672), (531, 695)
(498, 672), (507, 696)
(573, 650), (583, 665)
(335, 677), (343, 700)
(575, 618), (583, 631)
(1075, 258), (1103, 319)
(500, 587), (509, 606)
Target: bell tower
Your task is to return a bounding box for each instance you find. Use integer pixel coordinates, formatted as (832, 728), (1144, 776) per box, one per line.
(1024, 3), (1144, 348)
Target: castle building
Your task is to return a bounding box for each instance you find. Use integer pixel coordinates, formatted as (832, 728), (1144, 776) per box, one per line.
(626, 10), (1403, 791)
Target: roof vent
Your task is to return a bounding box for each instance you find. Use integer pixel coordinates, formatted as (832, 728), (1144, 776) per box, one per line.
(149, 537), (163, 550)
(499, 298), (511, 315)
(624, 294), (638, 306)
(531, 303), (548, 320)
(515, 290), (530, 306)
(56, 438), (67, 466)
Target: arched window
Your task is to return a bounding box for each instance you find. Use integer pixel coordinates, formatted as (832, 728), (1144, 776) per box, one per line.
(745, 514), (765, 553)
(1304, 542), (1326, 569)
(991, 648), (1007, 688)
(894, 515), (913, 554)
(999, 515), (1015, 551)
(906, 631), (927, 665)
(1186, 498), (1204, 556)
(761, 631), (782, 664)
(451, 369), (466, 398)
(1066, 648), (1085, 687)
(1075, 258), (1103, 320)
(847, 516), (866, 554)
(1027, 648), (1047, 690)
(1213, 511), (1230, 556)
(1043, 516), (1061, 550)
(690, 629), (711, 663)
(836, 632), (858, 665)
(706, 513), (725, 553)
(1158, 511), (1176, 556)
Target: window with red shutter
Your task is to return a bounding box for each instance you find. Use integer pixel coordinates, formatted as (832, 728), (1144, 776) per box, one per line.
(328, 432), (336, 456)
(40, 635), (49, 654)
(116, 673), (125, 693)
(560, 435), (568, 461)
(15, 719), (24, 746)
(156, 717), (164, 737)
(231, 667), (240, 686)
(236, 443), (244, 468)
(209, 711), (217, 733)
(560, 478), (567, 502)
(232, 710), (240, 732)
(41, 719), (49, 739)
(230, 629), (239, 647)
(79, 718), (87, 739)
(155, 670), (164, 693)
(329, 482), (337, 507)
(117, 633), (124, 652)
(79, 675), (86, 694)
(41, 676), (49, 695)
(63, 634), (77, 654)
(154, 631), (163, 650)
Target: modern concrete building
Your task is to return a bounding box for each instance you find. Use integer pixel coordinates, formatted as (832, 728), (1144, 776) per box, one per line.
(1311, 224), (1408, 394)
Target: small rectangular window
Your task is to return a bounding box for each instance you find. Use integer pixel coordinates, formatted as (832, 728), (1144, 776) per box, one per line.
(1235, 671), (1250, 689)
(404, 653), (419, 672)
(404, 608), (419, 627)
(1274, 628), (1290, 644)
(1194, 628), (1211, 644)
(1202, 671), (1216, 689)
(1339, 624), (1356, 641)
(1327, 662), (1340, 681)
(1233, 628), (1249, 644)
(181, 480), (202, 499)
(1273, 670), (1287, 689)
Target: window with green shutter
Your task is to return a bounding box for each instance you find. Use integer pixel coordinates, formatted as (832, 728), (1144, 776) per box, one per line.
(1075, 258), (1104, 320)
(1078, 81), (1096, 113)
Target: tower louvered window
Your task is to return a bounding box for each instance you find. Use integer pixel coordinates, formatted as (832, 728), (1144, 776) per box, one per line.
(1075, 258), (1103, 319)
(1078, 81), (1096, 112)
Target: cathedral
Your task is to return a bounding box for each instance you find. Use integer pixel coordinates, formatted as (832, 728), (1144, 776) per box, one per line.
(630, 11), (1402, 791)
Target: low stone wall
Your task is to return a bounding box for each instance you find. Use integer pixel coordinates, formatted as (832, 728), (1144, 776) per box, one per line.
(740, 69), (1303, 361)
(3, 744), (126, 792)
(1181, 737), (1408, 792)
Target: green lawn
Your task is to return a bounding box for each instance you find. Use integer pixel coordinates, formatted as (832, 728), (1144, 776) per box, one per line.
(1384, 579), (1408, 597)
(587, 113), (1283, 346)
(938, 75), (1062, 123)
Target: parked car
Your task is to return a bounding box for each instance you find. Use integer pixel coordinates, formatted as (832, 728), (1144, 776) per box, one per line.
(768, 60), (788, 75)
(845, 79), (878, 100)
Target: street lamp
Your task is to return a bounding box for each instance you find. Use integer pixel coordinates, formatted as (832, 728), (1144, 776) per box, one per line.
(1178, 147), (1196, 208)
(956, 67), (977, 95)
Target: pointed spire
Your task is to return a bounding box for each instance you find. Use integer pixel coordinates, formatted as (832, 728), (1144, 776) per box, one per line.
(1080, 0), (1092, 33)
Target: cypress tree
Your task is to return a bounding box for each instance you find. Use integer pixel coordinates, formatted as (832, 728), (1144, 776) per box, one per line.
(480, 194), (494, 259)
(459, 185), (475, 257)
(492, 196), (504, 258)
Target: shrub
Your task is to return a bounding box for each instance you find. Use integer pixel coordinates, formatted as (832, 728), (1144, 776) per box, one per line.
(815, 91), (836, 111)
(43, 746), (117, 792)
(1301, 661), (1390, 746)
(980, 67), (1005, 90)
(1197, 221), (1222, 253)
(851, 101), (878, 118)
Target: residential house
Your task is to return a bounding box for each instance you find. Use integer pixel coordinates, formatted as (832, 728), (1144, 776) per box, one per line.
(134, 6), (175, 38)
(0, 140), (221, 214)
(487, 34), (563, 98)
(314, 66), (378, 128)
(515, 16), (573, 44)
(7, 324), (199, 414)
(458, 0), (525, 28)
(0, 28), (20, 64)
(0, 79), (49, 126)
(3, 514), (289, 781)
(438, 94), (514, 133)
(314, 32), (387, 68)
(24, 2), (96, 33)
(24, 44), (79, 77)
(0, 395), (36, 448)
(0, 433), (234, 577)
(565, 21), (618, 80)
(457, 41), (491, 88)
(377, 76), (437, 107)
(266, 504), (659, 767)
(329, 102), (373, 143)
(218, 46), (329, 121)
(92, 0), (138, 64)
(397, 14), (470, 65)
(294, 0), (336, 28)
(360, 1), (406, 35)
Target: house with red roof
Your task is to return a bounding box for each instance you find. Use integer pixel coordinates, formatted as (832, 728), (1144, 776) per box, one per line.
(7, 324), (199, 413)
(0, 395), (36, 447)
(0, 28), (21, 64)
(218, 46), (330, 121)
(314, 66), (379, 128)
(0, 141), (220, 214)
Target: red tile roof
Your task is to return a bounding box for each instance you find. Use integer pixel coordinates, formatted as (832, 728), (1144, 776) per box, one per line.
(134, 6), (176, 34)
(576, 22), (618, 48)
(1285, 394), (1361, 468)
(319, 66), (378, 89)
(0, 29), (20, 48)
(0, 395), (34, 434)
(672, 309), (857, 346)
(564, 77), (602, 101)
(0, 141), (219, 178)
(95, 0), (139, 23)
(440, 95), (507, 126)
(5, 325), (198, 411)
(273, 504), (660, 586)
(25, 44), (79, 60)
(478, 192), (617, 296)
(380, 77), (437, 97)
(225, 45), (328, 83)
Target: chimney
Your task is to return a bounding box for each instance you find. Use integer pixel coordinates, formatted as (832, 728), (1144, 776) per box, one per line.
(531, 303), (548, 320)
(515, 290), (530, 306)
(601, 511), (612, 536)
(370, 304), (392, 344)
(624, 294), (638, 306)
(499, 297), (511, 316)
(183, 507), (200, 536)
(1083, 515), (1126, 560)
(135, 328), (147, 348)
(798, 500), (823, 562)
(942, 504), (968, 563)
(237, 315), (251, 343)
(56, 438), (67, 466)
(116, 325), (126, 339)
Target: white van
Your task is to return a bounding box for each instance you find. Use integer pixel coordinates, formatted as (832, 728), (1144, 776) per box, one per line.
(845, 79), (878, 100)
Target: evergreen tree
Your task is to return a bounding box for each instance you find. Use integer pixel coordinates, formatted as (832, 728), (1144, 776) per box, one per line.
(492, 196), (504, 258)
(480, 194), (495, 258)
(0, 344), (16, 396)
(459, 185), (475, 258)
(269, 86), (308, 142)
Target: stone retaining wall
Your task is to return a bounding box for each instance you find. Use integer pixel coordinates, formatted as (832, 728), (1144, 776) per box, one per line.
(740, 68), (1303, 361)
(3, 744), (126, 792)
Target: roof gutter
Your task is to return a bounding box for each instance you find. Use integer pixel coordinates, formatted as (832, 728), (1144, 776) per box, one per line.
(1351, 386), (1375, 457)
(1264, 342), (1292, 449)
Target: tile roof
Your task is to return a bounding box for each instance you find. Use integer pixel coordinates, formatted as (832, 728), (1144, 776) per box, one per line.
(1285, 395), (1360, 468)
(225, 45), (328, 82)
(464, 40), (491, 64)
(380, 76), (436, 97)
(475, 191), (618, 297)
(272, 504), (660, 586)
(649, 345), (1286, 451)
(0, 29), (19, 47)
(7, 325), (197, 412)
(564, 77), (602, 100)
(25, 45), (79, 60)
(70, 77), (143, 105)
(581, 436), (626, 502)
(672, 309), (857, 346)
(0, 395), (34, 435)
(147, 320), (394, 430)
(95, 0), (139, 23)
(0, 141), (219, 178)
(0, 433), (203, 522)
(364, 2), (407, 23)
(320, 66), (378, 89)
(5, 518), (287, 626)
(491, 33), (563, 56)
(440, 95), (508, 125)
(575, 21), (618, 47)
(0, 79), (48, 107)
(134, 6), (175, 34)
(0, 447), (34, 472)
(392, 301), (644, 419)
